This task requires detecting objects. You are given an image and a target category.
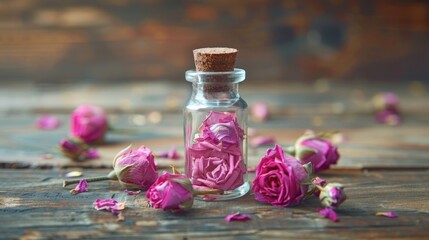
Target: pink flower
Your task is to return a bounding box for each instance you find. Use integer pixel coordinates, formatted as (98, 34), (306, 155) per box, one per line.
(225, 212), (252, 222)
(113, 145), (158, 190)
(251, 101), (270, 122)
(319, 208), (339, 222)
(58, 138), (100, 161)
(294, 131), (340, 172)
(252, 145), (308, 207)
(187, 111), (246, 191)
(146, 172), (194, 212)
(375, 109), (401, 126)
(70, 104), (108, 144)
(94, 198), (125, 216)
(376, 211), (398, 218)
(36, 115), (61, 130)
(319, 183), (347, 208)
(157, 146), (181, 160)
(373, 92), (400, 112)
(70, 179), (88, 195)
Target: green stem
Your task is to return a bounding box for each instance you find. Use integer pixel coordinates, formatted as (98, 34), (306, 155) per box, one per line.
(63, 171), (117, 187)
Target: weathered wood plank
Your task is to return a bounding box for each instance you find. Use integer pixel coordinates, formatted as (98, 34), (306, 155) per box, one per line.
(0, 169), (428, 239)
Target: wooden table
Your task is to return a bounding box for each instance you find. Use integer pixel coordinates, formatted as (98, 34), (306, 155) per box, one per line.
(1, 82), (428, 239)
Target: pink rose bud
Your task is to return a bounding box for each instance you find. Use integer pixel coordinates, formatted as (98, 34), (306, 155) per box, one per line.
(372, 92), (400, 112)
(294, 131), (340, 172)
(113, 145), (158, 190)
(251, 101), (270, 122)
(252, 144), (309, 207)
(146, 172), (194, 212)
(59, 138), (100, 161)
(70, 104), (108, 144)
(319, 183), (347, 208)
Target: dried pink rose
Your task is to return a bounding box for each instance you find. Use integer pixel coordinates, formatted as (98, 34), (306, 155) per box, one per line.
(70, 104), (108, 144)
(157, 146), (181, 160)
(113, 145), (158, 190)
(251, 101), (270, 122)
(36, 115), (61, 130)
(373, 92), (400, 112)
(94, 198), (125, 216)
(294, 130), (340, 172)
(375, 109), (401, 126)
(319, 208), (339, 222)
(58, 138), (100, 161)
(252, 144), (308, 207)
(250, 136), (276, 148)
(146, 172), (194, 212)
(318, 183), (347, 208)
(376, 211), (398, 218)
(124, 189), (141, 195)
(70, 179), (88, 195)
(225, 212), (252, 222)
(187, 111), (246, 191)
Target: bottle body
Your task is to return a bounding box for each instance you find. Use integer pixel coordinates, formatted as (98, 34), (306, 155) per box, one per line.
(184, 69), (249, 200)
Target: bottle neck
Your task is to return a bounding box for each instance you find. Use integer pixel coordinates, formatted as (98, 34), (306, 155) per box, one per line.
(193, 82), (240, 101)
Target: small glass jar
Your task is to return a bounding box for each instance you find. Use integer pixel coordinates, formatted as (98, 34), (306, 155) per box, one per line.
(184, 68), (249, 200)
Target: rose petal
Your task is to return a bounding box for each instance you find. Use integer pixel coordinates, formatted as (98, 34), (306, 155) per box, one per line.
(376, 211), (398, 218)
(36, 115), (61, 130)
(225, 212), (252, 222)
(84, 148), (100, 160)
(319, 208), (339, 222)
(124, 189), (142, 195)
(94, 198), (126, 216)
(157, 146), (181, 160)
(250, 136), (276, 148)
(70, 179), (88, 195)
(251, 102), (270, 122)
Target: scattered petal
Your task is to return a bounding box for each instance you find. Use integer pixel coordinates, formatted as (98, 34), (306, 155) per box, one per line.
(225, 212), (252, 222)
(94, 199), (126, 216)
(124, 189), (142, 195)
(40, 153), (53, 160)
(157, 146), (181, 160)
(250, 136), (276, 148)
(64, 171), (83, 178)
(251, 102), (270, 122)
(376, 211), (398, 218)
(70, 179), (88, 195)
(36, 115), (61, 130)
(319, 208), (339, 222)
(247, 166), (257, 173)
(84, 148), (100, 160)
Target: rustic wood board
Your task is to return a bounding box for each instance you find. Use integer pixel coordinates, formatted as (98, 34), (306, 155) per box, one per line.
(1, 113), (428, 170)
(0, 169), (427, 239)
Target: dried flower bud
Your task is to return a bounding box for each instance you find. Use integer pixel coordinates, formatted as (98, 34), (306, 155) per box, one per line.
(294, 130), (340, 172)
(70, 104), (108, 144)
(319, 183), (346, 208)
(113, 145), (158, 190)
(146, 172), (194, 212)
(58, 138), (100, 161)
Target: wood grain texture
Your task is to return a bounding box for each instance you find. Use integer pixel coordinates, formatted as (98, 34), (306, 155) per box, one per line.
(0, 169), (428, 239)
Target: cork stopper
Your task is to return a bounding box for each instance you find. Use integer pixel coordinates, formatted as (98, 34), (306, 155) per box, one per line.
(193, 47), (238, 72)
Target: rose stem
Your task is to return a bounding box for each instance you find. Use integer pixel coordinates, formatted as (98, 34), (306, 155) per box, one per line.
(193, 189), (224, 196)
(63, 176), (115, 187)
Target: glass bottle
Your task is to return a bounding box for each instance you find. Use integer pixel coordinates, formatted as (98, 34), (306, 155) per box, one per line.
(184, 68), (249, 200)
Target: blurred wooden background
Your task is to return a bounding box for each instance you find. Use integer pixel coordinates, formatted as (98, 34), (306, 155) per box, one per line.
(1, 0), (428, 85)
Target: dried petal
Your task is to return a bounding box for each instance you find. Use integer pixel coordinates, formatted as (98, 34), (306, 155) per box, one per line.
(94, 198), (126, 216)
(250, 136), (276, 148)
(70, 179), (88, 195)
(84, 148), (100, 160)
(124, 189), (142, 195)
(157, 147), (181, 160)
(36, 115), (61, 130)
(376, 211), (398, 218)
(251, 102), (270, 122)
(225, 212), (252, 222)
(319, 208), (339, 222)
